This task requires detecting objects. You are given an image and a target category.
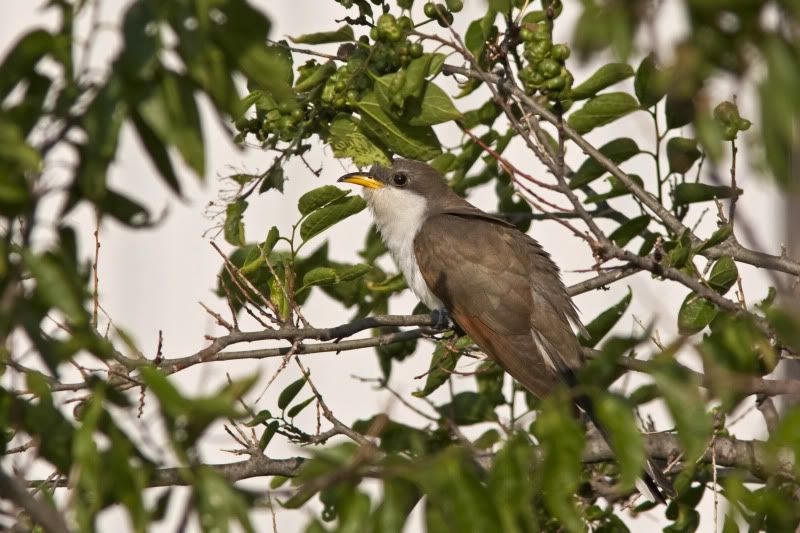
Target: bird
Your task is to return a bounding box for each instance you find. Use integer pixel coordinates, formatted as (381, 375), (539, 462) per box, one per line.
(338, 158), (673, 503)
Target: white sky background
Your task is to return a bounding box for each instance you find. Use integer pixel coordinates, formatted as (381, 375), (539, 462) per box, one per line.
(0, 0), (786, 531)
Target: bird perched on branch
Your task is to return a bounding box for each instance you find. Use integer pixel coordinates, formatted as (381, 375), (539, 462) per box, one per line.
(339, 158), (673, 503)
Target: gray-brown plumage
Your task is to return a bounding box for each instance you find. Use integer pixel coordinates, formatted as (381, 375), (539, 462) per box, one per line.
(339, 158), (672, 502)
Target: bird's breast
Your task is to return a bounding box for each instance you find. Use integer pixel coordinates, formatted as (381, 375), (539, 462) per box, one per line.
(366, 188), (444, 311)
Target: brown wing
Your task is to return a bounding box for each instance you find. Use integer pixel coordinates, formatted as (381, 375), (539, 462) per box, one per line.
(414, 212), (585, 398)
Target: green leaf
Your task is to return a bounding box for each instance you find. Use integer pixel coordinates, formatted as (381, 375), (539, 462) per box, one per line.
(589, 391), (645, 491)
(262, 226), (280, 255)
(462, 99), (501, 129)
(300, 195), (367, 242)
(287, 396), (315, 418)
(259, 420), (280, 450)
(475, 361), (505, 406)
(567, 92), (640, 134)
(608, 215), (650, 247)
(372, 478), (420, 533)
(22, 251), (86, 326)
(130, 110), (181, 195)
(532, 392), (585, 532)
(678, 293), (718, 335)
(694, 225), (732, 253)
(137, 72), (205, 177)
(278, 377), (307, 410)
(224, 199), (247, 246)
(405, 82), (461, 126)
(651, 361), (712, 465)
(673, 183), (740, 205)
(413, 340), (462, 398)
(0, 120), (41, 200)
(579, 288), (632, 347)
(436, 392), (494, 425)
(414, 449), (500, 532)
(570, 63), (634, 100)
(260, 165), (285, 193)
(195, 468), (255, 533)
(357, 92), (442, 160)
(665, 93), (694, 129)
(328, 115), (392, 168)
(294, 61), (337, 93)
(474, 429), (501, 450)
(569, 138), (639, 189)
(708, 256), (738, 294)
(634, 53), (666, 108)
(338, 264), (372, 281)
(246, 410), (272, 427)
(584, 174), (644, 203)
(0, 29), (54, 101)
(303, 267), (338, 287)
(372, 62), (460, 126)
(488, 0), (511, 12)
(298, 185), (349, 215)
(290, 26), (354, 45)
(488, 434), (537, 532)
(666, 137), (702, 174)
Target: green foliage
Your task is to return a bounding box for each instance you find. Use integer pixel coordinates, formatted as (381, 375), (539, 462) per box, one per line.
(579, 288), (632, 348)
(567, 92), (640, 134)
(569, 137), (640, 189)
(3, 0), (798, 530)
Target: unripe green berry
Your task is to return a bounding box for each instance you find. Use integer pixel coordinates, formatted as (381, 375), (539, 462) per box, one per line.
(713, 101), (739, 124)
(385, 26), (402, 42)
(538, 58), (560, 78)
(279, 116), (294, 131)
(519, 28), (534, 42)
(722, 125), (738, 141)
(377, 14), (397, 28)
(423, 2), (437, 18)
(544, 75), (566, 91)
(532, 24), (551, 42)
(409, 42), (423, 58)
(551, 43), (570, 61)
(445, 0), (463, 12)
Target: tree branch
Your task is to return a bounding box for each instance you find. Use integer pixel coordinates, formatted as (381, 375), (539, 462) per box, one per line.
(441, 63), (800, 278)
(0, 468), (71, 533)
(29, 433), (791, 490)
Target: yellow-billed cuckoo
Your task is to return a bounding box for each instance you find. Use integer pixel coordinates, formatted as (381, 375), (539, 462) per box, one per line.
(339, 158), (672, 502)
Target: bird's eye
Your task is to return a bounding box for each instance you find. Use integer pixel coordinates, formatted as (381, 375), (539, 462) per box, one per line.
(393, 173), (408, 186)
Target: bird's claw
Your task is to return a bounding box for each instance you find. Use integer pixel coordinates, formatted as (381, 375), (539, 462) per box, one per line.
(430, 308), (454, 330)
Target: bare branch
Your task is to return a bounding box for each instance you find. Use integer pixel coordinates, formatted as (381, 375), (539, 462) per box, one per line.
(0, 468), (70, 533)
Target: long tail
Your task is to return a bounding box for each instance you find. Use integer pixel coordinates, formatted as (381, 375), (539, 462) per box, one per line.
(575, 393), (675, 504)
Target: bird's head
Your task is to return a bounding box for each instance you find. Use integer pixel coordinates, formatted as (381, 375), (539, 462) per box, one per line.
(337, 159), (452, 222)
(338, 158), (450, 196)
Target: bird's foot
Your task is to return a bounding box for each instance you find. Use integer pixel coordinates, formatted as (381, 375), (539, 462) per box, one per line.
(430, 308), (454, 331)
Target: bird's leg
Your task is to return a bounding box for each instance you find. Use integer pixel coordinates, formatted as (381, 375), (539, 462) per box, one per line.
(430, 307), (454, 331)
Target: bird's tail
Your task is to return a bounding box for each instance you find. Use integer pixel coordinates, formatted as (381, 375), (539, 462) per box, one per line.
(575, 393), (675, 504)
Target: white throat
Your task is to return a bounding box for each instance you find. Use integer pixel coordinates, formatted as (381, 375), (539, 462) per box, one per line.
(365, 187), (444, 311)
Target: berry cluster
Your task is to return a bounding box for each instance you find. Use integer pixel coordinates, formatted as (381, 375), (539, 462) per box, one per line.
(518, 20), (573, 100)
(321, 59), (371, 111)
(422, 2), (461, 26)
(368, 15), (423, 74)
(713, 101), (751, 141)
